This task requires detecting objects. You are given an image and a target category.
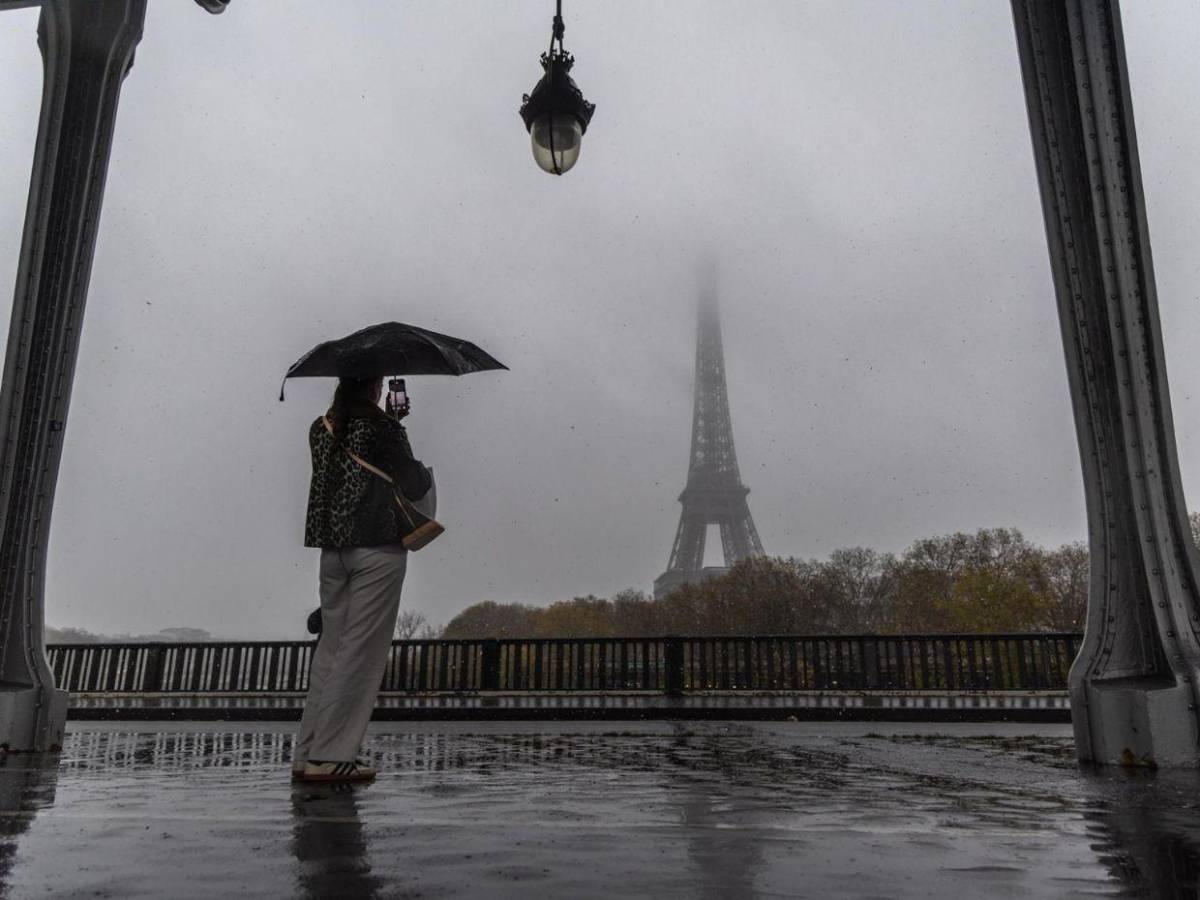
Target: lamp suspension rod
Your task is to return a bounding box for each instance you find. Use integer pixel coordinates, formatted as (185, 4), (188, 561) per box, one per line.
(549, 0), (565, 54)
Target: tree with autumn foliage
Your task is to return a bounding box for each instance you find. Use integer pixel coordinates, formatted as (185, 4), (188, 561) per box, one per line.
(881, 528), (1048, 633)
(439, 522), (1200, 639)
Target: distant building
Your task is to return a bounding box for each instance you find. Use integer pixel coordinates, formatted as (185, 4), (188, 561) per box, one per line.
(654, 290), (764, 600)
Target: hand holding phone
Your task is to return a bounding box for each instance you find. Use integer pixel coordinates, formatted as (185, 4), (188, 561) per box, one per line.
(386, 378), (410, 420)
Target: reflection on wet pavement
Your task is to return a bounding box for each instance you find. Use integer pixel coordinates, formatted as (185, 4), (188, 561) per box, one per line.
(0, 722), (1195, 896)
(292, 783), (383, 899)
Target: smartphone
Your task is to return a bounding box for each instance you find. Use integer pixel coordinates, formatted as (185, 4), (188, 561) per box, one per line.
(388, 378), (408, 407)
(387, 378), (408, 418)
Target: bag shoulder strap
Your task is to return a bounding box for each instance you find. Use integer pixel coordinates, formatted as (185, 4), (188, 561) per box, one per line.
(322, 415), (394, 485)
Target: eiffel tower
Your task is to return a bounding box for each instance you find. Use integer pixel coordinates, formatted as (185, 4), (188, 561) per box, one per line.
(654, 290), (764, 599)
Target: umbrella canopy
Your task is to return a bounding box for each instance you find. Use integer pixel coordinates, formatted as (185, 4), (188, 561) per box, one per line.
(280, 321), (507, 399)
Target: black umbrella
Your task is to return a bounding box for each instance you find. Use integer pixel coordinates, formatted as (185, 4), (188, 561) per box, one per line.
(279, 321), (507, 399)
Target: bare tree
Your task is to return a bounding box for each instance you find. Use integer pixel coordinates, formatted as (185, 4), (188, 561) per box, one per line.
(395, 609), (430, 640)
(1040, 542), (1089, 631)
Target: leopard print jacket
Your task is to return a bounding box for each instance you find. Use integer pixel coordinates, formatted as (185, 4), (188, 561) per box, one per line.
(304, 413), (432, 549)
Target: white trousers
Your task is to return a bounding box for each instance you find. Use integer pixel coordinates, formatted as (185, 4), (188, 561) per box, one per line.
(295, 544), (407, 763)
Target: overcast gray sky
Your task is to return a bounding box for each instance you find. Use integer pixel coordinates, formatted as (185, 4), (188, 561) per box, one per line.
(2, 1), (1200, 638)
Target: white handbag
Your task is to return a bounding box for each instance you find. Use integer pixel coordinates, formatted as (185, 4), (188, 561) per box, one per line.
(412, 467), (437, 520)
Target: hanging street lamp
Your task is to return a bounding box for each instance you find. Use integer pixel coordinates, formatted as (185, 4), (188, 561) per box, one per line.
(519, 0), (595, 176)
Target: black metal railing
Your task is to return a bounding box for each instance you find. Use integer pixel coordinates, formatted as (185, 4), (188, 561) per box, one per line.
(46, 633), (1080, 695)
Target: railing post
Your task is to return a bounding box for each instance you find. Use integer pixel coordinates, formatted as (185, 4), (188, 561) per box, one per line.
(861, 638), (879, 690)
(480, 640), (501, 692)
(142, 645), (165, 692)
(663, 636), (684, 697)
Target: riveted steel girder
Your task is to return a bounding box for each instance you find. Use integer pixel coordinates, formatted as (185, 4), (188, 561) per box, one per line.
(0, 0), (146, 750)
(1013, 0), (1200, 766)
(657, 294), (764, 598)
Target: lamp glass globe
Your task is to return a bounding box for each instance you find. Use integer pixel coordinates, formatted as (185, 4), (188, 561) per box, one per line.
(530, 113), (582, 175)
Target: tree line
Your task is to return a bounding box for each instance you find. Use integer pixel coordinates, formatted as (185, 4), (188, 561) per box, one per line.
(46, 517), (1200, 642)
(44, 626), (214, 644)
(442, 520), (1200, 639)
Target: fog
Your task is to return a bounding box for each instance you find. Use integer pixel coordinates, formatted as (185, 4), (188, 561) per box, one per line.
(1, 1), (1199, 637)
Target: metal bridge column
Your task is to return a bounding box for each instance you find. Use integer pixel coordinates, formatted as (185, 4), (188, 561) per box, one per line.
(0, 0), (145, 750)
(1013, 0), (1200, 766)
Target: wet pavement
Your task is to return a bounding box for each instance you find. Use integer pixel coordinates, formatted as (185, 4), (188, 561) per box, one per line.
(0, 721), (1195, 897)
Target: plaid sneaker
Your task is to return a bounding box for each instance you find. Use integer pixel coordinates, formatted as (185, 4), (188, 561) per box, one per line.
(297, 760), (376, 783)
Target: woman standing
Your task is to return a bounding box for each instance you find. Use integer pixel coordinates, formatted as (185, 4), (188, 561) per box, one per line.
(294, 376), (432, 782)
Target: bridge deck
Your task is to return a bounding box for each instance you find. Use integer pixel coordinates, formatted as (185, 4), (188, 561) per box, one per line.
(0, 720), (1173, 897)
